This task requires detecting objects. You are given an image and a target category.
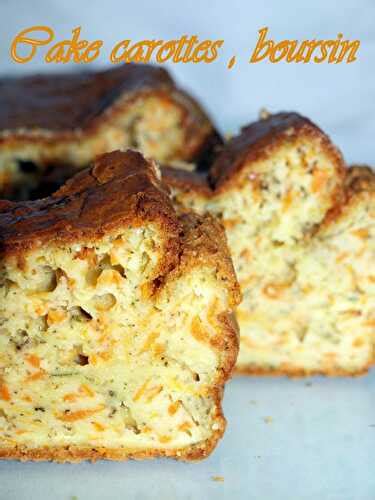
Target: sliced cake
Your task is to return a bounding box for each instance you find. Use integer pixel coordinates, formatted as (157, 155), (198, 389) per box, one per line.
(164, 112), (375, 375)
(0, 64), (220, 200)
(0, 150), (240, 462)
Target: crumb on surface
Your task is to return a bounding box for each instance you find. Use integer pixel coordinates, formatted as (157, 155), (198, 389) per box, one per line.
(212, 475), (225, 482)
(263, 416), (273, 424)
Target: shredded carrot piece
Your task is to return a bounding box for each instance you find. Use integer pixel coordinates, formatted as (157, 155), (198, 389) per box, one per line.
(140, 282), (152, 300)
(63, 393), (78, 403)
(282, 189), (293, 211)
(89, 354), (98, 365)
(352, 228), (369, 239)
(262, 282), (290, 299)
(15, 429), (28, 435)
(239, 248), (252, 260)
(364, 319), (375, 328)
(34, 304), (47, 316)
(25, 354), (40, 369)
(133, 379), (150, 402)
(22, 395), (32, 403)
(99, 351), (111, 361)
(47, 309), (67, 326)
(311, 169), (328, 193)
(191, 317), (206, 343)
(153, 343), (165, 356)
(56, 405), (105, 422)
(139, 332), (160, 354)
(146, 385), (163, 403)
(223, 218), (239, 230)
(25, 371), (45, 382)
(168, 400), (181, 416)
(178, 421), (192, 432)
(0, 383), (11, 401)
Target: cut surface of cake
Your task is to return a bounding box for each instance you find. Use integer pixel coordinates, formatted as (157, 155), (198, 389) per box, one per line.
(0, 64), (220, 200)
(0, 150), (240, 462)
(163, 112), (375, 376)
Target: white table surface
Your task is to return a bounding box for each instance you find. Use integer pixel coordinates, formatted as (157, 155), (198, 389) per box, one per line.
(1, 1), (374, 499)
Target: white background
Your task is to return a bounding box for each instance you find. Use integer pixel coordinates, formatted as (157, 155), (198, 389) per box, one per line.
(0, 1), (374, 499)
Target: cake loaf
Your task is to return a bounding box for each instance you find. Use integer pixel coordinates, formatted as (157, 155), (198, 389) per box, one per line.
(164, 112), (375, 376)
(0, 150), (240, 462)
(0, 64), (220, 200)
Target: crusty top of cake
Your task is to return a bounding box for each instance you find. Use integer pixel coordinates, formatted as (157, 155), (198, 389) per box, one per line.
(0, 63), (216, 144)
(0, 64), (172, 133)
(346, 165), (375, 194)
(208, 112), (345, 190)
(0, 150), (180, 259)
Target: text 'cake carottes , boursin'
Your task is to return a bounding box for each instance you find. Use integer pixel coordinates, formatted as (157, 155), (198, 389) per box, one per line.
(163, 112), (375, 376)
(0, 150), (240, 462)
(0, 63), (220, 200)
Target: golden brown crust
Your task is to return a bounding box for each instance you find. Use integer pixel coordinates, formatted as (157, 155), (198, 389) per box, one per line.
(163, 111), (346, 199)
(0, 150), (181, 279)
(162, 114), (374, 378)
(0, 64), (219, 165)
(0, 435), (223, 463)
(209, 112), (346, 193)
(346, 164), (375, 193)
(176, 212), (241, 309)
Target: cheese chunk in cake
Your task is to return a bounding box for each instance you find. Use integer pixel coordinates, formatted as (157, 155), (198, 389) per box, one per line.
(0, 150), (239, 462)
(0, 63), (220, 200)
(163, 112), (375, 376)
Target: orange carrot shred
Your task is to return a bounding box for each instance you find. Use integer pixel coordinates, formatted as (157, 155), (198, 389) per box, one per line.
(0, 383), (11, 401)
(25, 371), (45, 382)
(25, 354), (40, 369)
(168, 400), (180, 416)
(56, 405), (105, 422)
(133, 379), (150, 402)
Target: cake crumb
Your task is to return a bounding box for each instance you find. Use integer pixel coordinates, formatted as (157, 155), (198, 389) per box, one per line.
(259, 107), (271, 120)
(212, 475), (224, 482)
(263, 416), (273, 424)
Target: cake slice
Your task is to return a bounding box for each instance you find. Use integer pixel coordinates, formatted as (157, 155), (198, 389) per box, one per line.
(0, 63), (220, 200)
(0, 150), (240, 462)
(163, 112), (375, 375)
